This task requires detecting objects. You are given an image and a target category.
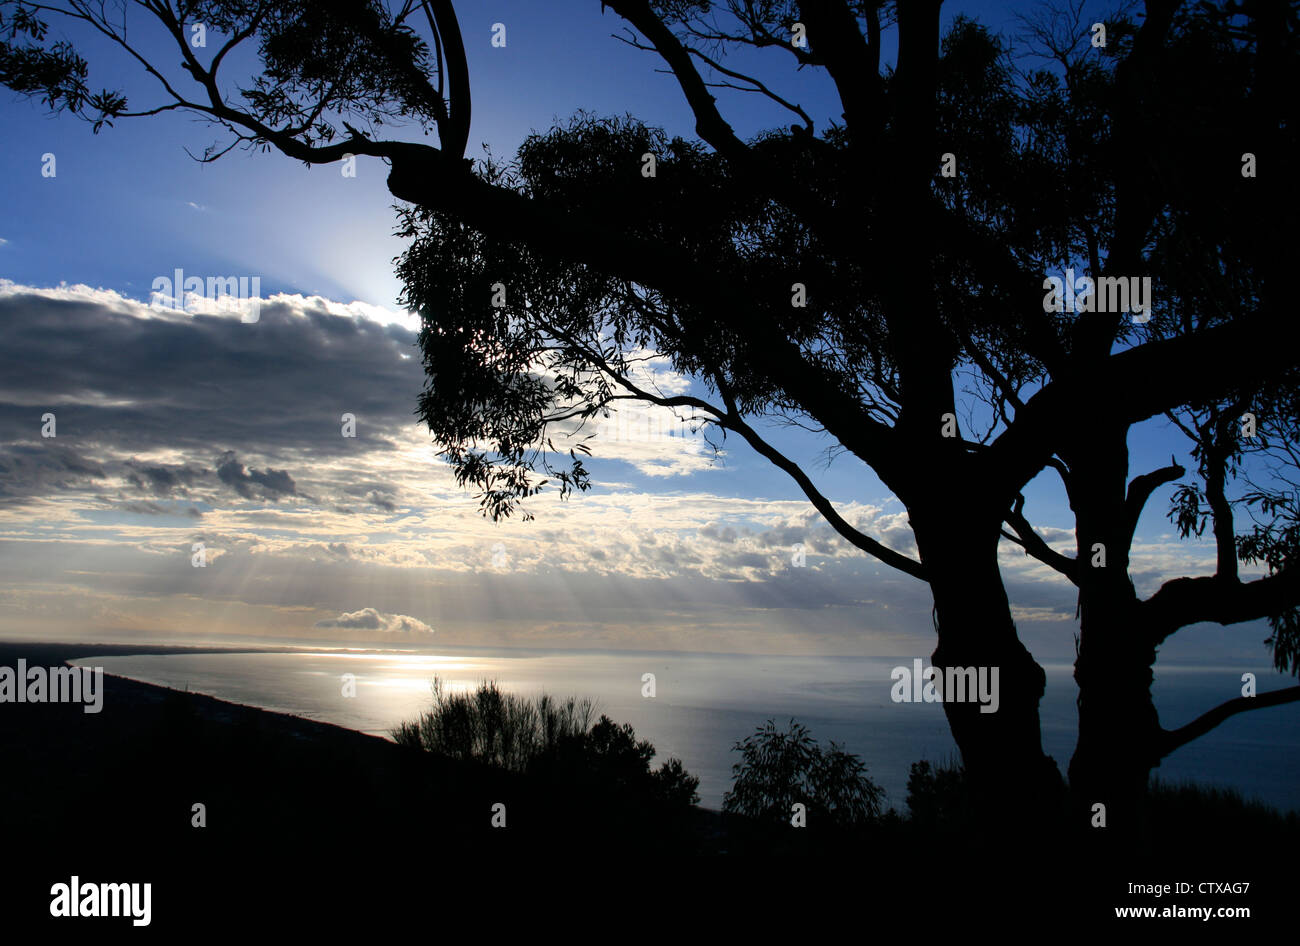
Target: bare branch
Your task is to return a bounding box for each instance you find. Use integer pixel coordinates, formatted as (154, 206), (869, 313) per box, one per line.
(1124, 461), (1185, 543)
(1158, 684), (1300, 759)
(1144, 565), (1300, 646)
(603, 0), (754, 164)
(723, 413), (928, 580)
(1004, 494), (1078, 581)
(422, 0), (470, 160)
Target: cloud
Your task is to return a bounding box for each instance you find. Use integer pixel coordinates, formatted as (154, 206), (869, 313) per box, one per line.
(0, 281), (1241, 659)
(315, 607), (434, 635)
(124, 460), (206, 497)
(0, 443), (107, 503)
(0, 282), (423, 457)
(215, 451), (300, 501)
(112, 499), (203, 518)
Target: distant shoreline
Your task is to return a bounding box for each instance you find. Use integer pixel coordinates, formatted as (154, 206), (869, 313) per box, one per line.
(0, 639), (401, 747)
(0, 639), (338, 662)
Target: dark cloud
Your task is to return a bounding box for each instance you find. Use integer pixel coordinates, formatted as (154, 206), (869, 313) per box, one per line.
(215, 450), (299, 501)
(124, 460), (206, 497)
(340, 481), (400, 512)
(0, 443), (106, 503)
(0, 289), (432, 512)
(0, 291), (423, 461)
(366, 490), (397, 512)
(112, 499), (203, 518)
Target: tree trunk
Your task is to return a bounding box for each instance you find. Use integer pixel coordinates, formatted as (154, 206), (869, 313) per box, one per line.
(1069, 603), (1161, 852)
(910, 507), (1066, 836)
(1065, 427), (1164, 853)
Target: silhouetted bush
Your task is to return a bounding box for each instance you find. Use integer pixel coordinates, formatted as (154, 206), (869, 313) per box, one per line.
(723, 718), (884, 830)
(529, 714), (700, 808)
(393, 678), (700, 814)
(391, 677), (594, 771)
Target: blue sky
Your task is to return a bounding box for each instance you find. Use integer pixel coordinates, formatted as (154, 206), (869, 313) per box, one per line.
(0, 1), (1277, 672)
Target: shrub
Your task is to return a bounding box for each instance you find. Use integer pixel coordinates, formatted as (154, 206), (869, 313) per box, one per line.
(722, 718), (884, 829)
(392, 678), (699, 808)
(391, 677), (593, 772)
(905, 756), (972, 832)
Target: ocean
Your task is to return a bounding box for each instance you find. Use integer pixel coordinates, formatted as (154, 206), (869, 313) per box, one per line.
(71, 649), (1300, 812)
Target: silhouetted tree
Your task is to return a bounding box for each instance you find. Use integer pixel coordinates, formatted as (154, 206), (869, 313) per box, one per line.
(995, 1), (1300, 845)
(395, 681), (700, 823)
(550, 715), (701, 807)
(723, 718), (884, 829)
(5, 1), (1298, 843)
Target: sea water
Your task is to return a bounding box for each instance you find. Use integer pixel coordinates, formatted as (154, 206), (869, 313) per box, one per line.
(71, 649), (1300, 812)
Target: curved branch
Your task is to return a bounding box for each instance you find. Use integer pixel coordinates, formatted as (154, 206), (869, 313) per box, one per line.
(552, 331), (923, 578)
(603, 0), (753, 164)
(670, 7), (816, 69)
(722, 415), (927, 580)
(1124, 460), (1184, 543)
(423, 0), (470, 160)
(1004, 495), (1078, 581)
(601, 0), (842, 239)
(685, 45), (813, 132)
(1143, 565), (1300, 646)
(1158, 684), (1300, 759)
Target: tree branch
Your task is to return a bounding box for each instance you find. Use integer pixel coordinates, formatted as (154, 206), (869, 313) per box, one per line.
(602, 0), (841, 238)
(1124, 460), (1184, 544)
(1004, 494), (1078, 581)
(1158, 684), (1300, 759)
(1143, 565), (1300, 645)
(603, 0), (754, 164)
(1072, 0), (1184, 360)
(991, 310), (1287, 497)
(423, 0), (470, 160)
(794, 0), (880, 136)
(558, 333), (926, 580)
(723, 413), (928, 580)
(1204, 400), (1252, 582)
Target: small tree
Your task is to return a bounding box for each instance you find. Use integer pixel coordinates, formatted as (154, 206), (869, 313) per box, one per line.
(542, 715), (701, 807)
(391, 677), (594, 772)
(393, 679), (700, 807)
(723, 719), (883, 830)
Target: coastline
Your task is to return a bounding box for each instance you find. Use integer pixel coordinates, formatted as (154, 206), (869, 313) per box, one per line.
(0, 639), (404, 741)
(0, 638), (727, 847)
